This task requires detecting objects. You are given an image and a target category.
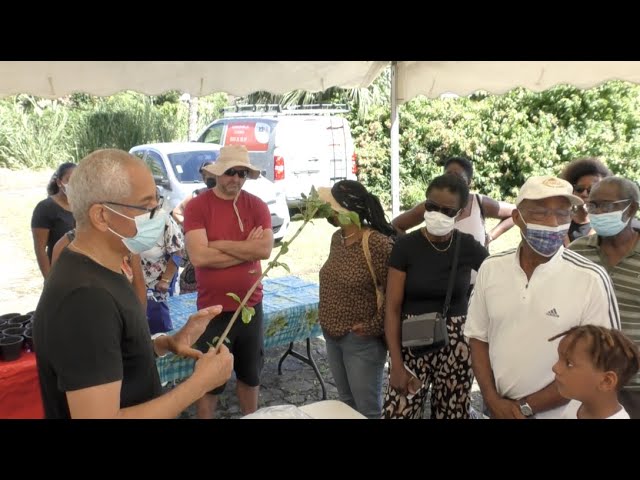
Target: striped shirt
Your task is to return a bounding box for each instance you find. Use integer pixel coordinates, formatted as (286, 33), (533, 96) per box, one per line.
(568, 233), (640, 390)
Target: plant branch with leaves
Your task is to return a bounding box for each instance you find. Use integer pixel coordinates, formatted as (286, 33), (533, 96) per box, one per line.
(213, 187), (360, 349)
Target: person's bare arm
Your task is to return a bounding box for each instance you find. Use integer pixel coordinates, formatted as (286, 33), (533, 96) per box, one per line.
(129, 254), (147, 309)
(469, 338), (524, 419)
(209, 227), (274, 261)
(186, 229), (244, 269)
(391, 203), (425, 235)
(481, 196), (516, 243)
(66, 345), (233, 419)
(32, 228), (51, 278)
(384, 267), (412, 395)
(171, 197), (191, 226)
(51, 233), (71, 266)
(516, 382), (569, 416)
(156, 257), (180, 295)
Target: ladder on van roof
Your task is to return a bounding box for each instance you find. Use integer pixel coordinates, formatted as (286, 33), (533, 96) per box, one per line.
(220, 103), (351, 117)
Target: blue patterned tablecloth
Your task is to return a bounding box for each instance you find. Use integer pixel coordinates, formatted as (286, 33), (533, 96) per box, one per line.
(156, 275), (322, 384)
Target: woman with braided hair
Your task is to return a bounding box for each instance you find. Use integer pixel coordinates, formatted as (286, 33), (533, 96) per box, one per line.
(317, 180), (396, 419)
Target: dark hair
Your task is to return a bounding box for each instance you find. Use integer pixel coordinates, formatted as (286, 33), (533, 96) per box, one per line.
(47, 162), (76, 195)
(199, 160), (214, 173)
(549, 325), (640, 390)
(426, 173), (470, 210)
(331, 180), (396, 237)
(559, 157), (612, 186)
(443, 156), (474, 182)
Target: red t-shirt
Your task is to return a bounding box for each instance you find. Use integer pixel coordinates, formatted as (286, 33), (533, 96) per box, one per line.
(184, 189), (272, 311)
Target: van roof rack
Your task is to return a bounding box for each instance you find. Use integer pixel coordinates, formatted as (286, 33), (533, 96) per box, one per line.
(220, 103), (350, 117)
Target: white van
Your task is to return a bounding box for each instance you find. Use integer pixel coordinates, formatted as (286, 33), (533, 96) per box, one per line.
(196, 104), (358, 208)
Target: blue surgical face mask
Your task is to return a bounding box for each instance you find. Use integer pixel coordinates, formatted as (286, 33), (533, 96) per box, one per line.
(104, 205), (166, 254)
(589, 205), (630, 237)
(518, 210), (569, 257)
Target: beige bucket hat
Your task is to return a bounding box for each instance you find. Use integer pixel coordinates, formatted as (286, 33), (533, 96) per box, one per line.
(202, 145), (261, 180)
(317, 186), (352, 214)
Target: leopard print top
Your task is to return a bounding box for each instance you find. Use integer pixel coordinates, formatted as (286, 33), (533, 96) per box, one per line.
(319, 229), (393, 338)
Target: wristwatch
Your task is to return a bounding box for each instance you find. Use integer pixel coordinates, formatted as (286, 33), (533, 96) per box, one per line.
(519, 399), (534, 418)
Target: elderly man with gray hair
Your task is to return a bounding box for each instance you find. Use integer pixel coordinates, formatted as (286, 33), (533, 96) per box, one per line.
(568, 176), (640, 418)
(32, 149), (233, 419)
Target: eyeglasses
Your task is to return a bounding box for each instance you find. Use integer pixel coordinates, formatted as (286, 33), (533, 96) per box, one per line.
(424, 200), (460, 218)
(224, 168), (248, 179)
(573, 185), (593, 195)
(104, 195), (164, 219)
(585, 199), (632, 214)
(520, 207), (572, 223)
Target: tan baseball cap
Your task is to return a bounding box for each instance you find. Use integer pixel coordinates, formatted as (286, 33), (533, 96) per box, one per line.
(516, 175), (583, 207)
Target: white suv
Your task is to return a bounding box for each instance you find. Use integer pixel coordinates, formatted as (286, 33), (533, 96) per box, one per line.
(129, 142), (290, 241)
(196, 104), (358, 208)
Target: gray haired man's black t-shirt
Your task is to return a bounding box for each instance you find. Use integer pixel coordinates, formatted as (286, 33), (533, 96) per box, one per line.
(33, 248), (162, 419)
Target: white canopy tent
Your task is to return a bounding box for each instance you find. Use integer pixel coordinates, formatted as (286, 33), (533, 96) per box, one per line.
(2, 60), (640, 215)
(0, 61), (387, 99)
(388, 61), (640, 216)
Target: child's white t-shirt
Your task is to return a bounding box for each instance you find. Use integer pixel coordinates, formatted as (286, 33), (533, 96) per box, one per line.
(561, 399), (630, 419)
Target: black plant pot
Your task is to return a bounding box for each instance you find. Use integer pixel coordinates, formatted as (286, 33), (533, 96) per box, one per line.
(0, 313), (21, 321)
(8, 315), (31, 327)
(0, 335), (23, 361)
(23, 329), (34, 352)
(1, 327), (25, 338)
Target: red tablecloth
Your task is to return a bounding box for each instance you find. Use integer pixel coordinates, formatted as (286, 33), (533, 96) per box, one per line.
(0, 352), (44, 419)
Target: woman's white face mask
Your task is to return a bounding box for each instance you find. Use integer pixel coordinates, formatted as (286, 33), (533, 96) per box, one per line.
(423, 210), (457, 236)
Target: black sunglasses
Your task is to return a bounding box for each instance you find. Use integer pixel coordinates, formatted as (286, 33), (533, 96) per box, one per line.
(224, 168), (248, 179)
(424, 200), (460, 218)
(104, 195), (164, 219)
(573, 185), (593, 195)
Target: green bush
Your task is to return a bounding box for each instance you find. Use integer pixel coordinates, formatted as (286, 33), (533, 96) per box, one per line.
(0, 96), (76, 168)
(352, 80), (640, 207)
(73, 92), (185, 160)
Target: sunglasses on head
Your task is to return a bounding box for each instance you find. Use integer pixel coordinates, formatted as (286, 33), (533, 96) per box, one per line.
(223, 168), (248, 179)
(424, 200), (460, 218)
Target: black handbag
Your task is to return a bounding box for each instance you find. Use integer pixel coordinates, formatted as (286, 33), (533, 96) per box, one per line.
(401, 230), (461, 355)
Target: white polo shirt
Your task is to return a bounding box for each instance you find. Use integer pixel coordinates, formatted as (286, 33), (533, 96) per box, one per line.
(464, 245), (620, 419)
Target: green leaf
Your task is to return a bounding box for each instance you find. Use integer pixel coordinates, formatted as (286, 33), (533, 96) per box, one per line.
(241, 306), (254, 324)
(226, 292), (242, 304)
(279, 262), (290, 273)
(247, 306), (255, 316)
(348, 211), (362, 228)
(337, 213), (351, 225)
(300, 192), (307, 199)
(291, 213), (304, 221)
(279, 243), (289, 255)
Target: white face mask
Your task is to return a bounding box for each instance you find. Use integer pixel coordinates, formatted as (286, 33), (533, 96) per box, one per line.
(423, 210), (456, 236)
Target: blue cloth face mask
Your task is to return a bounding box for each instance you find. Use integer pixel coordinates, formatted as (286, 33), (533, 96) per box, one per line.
(589, 205), (631, 237)
(104, 205), (167, 254)
(518, 210), (569, 257)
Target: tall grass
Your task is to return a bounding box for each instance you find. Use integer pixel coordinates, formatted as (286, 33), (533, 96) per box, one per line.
(73, 96), (185, 160)
(0, 97), (75, 169)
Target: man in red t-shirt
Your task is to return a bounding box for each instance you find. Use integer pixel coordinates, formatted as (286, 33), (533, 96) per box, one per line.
(184, 145), (273, 418)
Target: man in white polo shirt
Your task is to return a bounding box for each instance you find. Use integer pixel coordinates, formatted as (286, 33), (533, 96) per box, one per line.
(465, 175), (620, 419)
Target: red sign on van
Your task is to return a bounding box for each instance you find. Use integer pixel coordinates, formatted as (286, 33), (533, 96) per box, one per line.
(224, 122), (270, 152)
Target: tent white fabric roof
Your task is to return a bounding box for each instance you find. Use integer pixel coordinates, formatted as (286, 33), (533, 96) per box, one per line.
(395, 61), (640, 103)
(0, 61), (388, 99)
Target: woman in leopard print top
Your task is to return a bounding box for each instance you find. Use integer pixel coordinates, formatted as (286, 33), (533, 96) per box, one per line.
(318, 180), (396, 419)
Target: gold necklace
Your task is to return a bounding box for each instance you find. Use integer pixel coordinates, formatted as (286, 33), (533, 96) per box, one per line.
(422, 227), (453, 252)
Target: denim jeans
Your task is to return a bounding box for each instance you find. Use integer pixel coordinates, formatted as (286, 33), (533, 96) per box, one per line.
(324, 331), (387, 419)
